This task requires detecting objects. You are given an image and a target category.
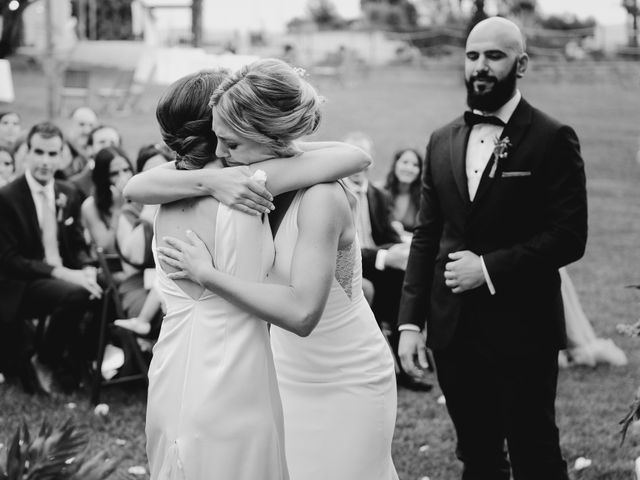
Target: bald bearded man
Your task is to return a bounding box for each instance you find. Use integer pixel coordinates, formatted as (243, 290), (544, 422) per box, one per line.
(397, 18), (586, 480)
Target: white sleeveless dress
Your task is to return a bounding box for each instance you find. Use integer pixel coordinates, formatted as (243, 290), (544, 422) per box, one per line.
(146, 205), (289, 480)
(269, 188), (399, 480)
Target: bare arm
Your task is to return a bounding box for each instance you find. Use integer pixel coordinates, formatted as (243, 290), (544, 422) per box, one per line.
(157, 183), (350, 336)
(81, 197), (116, 251)
(124, 142), (370, 215)
(255, 142), (371, 197)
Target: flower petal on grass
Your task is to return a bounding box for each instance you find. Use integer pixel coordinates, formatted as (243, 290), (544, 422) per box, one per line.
(94, 403), (110, 416)
(128, 465), (147, 476)
(574, 457), (592, 470)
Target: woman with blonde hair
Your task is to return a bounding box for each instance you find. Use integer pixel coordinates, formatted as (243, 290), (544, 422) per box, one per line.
(152, 58), (398, 480)
(125, 64), (373, 480)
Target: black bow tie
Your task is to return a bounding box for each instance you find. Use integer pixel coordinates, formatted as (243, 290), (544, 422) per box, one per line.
(464, 111), (506, 127)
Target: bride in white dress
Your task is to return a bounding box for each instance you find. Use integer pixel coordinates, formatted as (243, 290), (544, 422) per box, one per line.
(130, 69), (372, 480)
(157, 59), (398, 480)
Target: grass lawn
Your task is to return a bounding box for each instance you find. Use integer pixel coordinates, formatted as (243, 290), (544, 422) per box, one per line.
(2, 60), (640, 479)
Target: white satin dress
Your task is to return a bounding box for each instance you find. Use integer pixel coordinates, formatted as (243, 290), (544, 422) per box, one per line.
(145, 205), (289, 480)
(269, 187), (399, 480)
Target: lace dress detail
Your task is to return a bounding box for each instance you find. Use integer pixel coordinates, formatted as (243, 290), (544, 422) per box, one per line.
(335, 241), (356, 299)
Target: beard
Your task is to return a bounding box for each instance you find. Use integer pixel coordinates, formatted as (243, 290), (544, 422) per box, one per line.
(466, 61), (518, 112)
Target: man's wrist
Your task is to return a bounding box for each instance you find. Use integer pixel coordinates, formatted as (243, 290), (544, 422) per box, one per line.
(480, 255), (496, 295)
(375, 249), (388, 270)
(398, 324), (421, 333)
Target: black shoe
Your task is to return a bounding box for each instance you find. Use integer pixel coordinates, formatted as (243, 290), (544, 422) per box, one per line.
(397, 371), (433, 392)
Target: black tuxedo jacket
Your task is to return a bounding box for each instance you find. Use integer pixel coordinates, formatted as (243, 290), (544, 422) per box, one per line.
(398, 98), (588, 354)
(0, 175), (92, 322)
(361, 183), (403, 269)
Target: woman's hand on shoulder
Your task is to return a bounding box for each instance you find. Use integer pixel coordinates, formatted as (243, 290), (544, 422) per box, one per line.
(205, 166), (274, 215)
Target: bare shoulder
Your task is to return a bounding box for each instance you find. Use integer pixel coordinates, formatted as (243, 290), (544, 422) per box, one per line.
(80, 196), (97, 217)
(301, 182), (349, 209)
(157, 196), (219, 248)
(298, 182), (352, 231)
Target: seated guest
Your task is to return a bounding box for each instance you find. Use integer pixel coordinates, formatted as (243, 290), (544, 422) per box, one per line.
(383, 148), (423, 241)
(68, 107), (98, 158)
(0, 145), (16, 187)
(0, 111), (22, 150)
(69, 124), (122, 197)
(135, 143), (174, 173)
(0, 122), (102, 394)
(110, 143), (172, 338)
(58, 106), (98, 180)
(81, 146), (133, 253)
(343, 132), (431, 391)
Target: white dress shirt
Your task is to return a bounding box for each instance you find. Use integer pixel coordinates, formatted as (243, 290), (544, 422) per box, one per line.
(399, 92), (522, 332)
(25, 169), (56, 227)
(467, 90), (521, 296)
(465, 90), (521, 201)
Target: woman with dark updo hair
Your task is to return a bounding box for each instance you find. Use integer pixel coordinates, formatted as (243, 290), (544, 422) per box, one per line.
(144, 59), (398, 480)
(124, 66), (371, 480)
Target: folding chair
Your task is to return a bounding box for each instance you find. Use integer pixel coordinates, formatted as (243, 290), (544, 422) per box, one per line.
(90, 247), (149, 405)
(97, 54), (156, 114)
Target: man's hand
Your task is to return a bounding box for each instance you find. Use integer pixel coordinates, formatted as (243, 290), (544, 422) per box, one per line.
(384, 242), (410, 271)
(206, 166), (274, 215)
(444, 250), (485, 293)
(53, 266), (103, 299)
(398, 330), (429, 378)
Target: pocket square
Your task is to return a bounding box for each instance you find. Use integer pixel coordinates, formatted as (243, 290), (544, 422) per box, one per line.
(501, 171), (531, 178)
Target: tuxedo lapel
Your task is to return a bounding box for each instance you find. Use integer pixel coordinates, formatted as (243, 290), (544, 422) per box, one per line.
(470, 98), (533, 209)
(449, 121), (471, 205)
(17, 175), (42, 237)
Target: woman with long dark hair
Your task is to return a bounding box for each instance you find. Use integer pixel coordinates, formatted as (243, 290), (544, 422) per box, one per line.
(383, 148), (422, 239)
(80, 146), (133, 252)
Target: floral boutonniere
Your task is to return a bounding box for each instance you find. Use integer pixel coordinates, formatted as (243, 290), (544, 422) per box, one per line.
(55, 192), (68, 222)
(489, 136), (512, 178)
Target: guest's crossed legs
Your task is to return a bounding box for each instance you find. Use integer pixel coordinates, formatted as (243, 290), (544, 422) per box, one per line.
(434, 339), (569, 480)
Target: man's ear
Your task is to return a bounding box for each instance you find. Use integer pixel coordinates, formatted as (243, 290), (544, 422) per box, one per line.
(516, 54), (529, 79)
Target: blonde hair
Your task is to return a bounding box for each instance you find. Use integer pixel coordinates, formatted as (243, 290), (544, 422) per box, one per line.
(209, 58), (322, 157)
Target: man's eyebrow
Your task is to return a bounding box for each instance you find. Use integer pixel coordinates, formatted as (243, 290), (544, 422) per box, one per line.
(217, 135), (236, 142)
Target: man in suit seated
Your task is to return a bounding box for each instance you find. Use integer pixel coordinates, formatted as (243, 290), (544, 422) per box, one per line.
(343, 132), (431, 391)
(0, 121), (102, 394)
